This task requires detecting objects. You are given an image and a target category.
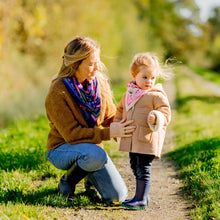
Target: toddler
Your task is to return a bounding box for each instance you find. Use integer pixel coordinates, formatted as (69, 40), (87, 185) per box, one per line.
(114, 52), (171, 210)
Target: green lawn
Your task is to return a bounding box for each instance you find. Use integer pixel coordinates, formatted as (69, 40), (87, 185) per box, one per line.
(167, 66), (220, 219)
(0, 67), (219, 219)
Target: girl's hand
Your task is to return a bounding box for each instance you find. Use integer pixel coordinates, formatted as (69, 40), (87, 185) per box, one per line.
(148, 112), (157, 125)
(110, 118), (136, 138)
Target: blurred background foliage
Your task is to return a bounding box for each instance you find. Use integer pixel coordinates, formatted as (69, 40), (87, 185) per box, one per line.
(0, 0), (220, 126)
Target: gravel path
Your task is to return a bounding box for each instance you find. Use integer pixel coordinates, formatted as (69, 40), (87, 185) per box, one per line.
(71, 67), (220, 219)
(71, 76), (193, 220)
(116, 77), (192, 220)
(182, 66), (220, 97)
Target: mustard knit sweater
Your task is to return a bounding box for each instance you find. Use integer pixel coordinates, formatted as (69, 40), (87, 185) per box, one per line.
(45, 77), (116, 150)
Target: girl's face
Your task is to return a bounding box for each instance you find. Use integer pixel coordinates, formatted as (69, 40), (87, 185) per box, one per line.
(132, 67), (157, 90)
(75, 51), (100, 83)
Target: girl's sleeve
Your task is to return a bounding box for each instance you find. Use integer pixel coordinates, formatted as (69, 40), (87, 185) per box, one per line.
(153, 92), (171, 126)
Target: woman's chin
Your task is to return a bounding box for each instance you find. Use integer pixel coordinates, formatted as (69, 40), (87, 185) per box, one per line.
(88, 75), (96, 80)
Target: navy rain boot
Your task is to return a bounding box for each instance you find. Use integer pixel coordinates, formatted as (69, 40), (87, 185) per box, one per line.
(122, 180), (150, 210)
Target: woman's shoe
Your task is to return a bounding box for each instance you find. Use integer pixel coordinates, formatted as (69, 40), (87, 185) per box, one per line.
(58, 175), (75, 197)
(58, 163), (90, 197)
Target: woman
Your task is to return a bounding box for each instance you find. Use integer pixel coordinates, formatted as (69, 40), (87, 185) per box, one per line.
(45, 36), (135, 202)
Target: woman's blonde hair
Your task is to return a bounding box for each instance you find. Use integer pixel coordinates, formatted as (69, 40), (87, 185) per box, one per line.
(130, 52), (172, 80)
(56, 36), (113, 99)
(57, 36), (100, 78)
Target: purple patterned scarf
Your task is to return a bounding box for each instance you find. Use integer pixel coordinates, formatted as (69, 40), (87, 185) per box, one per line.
(63, 77), (101, 127)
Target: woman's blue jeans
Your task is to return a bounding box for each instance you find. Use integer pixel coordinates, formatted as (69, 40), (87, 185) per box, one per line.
(47, 143), (128, 202)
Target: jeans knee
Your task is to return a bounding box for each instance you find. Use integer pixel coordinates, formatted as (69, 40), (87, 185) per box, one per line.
(92, 147), (107, 168)
(79, 146), (107, 172)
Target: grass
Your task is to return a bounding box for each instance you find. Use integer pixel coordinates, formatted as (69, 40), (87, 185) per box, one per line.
(166, 66), (220, 220)
(0, 82), (128, 219)
(0, 66), (220, 219)
(0, 115), (123, 219)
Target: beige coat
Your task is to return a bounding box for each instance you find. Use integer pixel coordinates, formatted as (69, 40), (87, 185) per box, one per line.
(114, 84), (171, 159)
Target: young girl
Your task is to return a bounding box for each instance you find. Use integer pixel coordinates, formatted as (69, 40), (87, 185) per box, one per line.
(114, 52), (171, 210)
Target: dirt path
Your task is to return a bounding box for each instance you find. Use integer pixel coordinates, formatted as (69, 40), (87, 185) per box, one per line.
(182, 66), (220, 97)
(70, 67), (220, 219)
(114, 77), (192, 220)
(116, 77), (192, 220)
(70, 76), (193, 220)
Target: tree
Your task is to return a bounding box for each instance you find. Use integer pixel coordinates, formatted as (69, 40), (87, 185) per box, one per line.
(132, 0), (209, 65)
(207, 7), (220, 71)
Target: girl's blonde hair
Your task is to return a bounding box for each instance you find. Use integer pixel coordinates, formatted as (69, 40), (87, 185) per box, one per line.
(56, 36), (113, 100)
(130, 52), (172, 80)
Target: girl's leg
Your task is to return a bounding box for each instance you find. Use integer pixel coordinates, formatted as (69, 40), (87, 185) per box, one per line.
(124, 152), (138, 203)
(129, 152), (138, 177)
(86, 154), (128, 203)
(136, 154), (155, 184)
(47, 143), (108, 196)
(122, 154), (155, 210)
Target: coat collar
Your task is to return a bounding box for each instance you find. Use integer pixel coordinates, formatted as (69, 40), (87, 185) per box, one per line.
(125, 81), (165, 111)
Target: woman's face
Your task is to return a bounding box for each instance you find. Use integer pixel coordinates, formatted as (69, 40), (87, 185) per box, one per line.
(75, 51), (100, 83)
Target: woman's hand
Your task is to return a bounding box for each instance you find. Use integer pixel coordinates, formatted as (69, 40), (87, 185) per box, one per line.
(110, 119), (136, 138)
(147, 112), (157, 125)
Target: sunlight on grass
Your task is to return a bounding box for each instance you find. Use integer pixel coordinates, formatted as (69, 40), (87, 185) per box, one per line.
(0, 68), (220, 219)
(167, 69), (220, 220)
(0, 83), (128, 219)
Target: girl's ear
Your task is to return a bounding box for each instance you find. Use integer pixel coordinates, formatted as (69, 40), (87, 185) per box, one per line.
(131, 72), (136, 80)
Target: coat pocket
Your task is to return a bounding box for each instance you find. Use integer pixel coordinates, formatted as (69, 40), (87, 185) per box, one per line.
(138, 126), (153, 143)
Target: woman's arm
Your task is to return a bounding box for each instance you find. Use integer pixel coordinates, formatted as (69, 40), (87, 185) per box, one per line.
(101, 95), (116, 127)
(45, 89), (110, 145)
(113, 93), (126, 122)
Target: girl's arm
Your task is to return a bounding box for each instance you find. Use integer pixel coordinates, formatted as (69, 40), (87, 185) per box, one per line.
(148, 92), (171, 131)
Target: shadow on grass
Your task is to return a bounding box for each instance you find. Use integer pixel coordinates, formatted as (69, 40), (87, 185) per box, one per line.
(165, 137), (220, 219)
(0, 149), (47, 171)
(0, 187), (105, 208)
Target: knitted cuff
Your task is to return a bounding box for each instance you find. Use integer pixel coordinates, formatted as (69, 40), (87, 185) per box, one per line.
(101, 127), (110, 140)
(148, 110), (165, 132)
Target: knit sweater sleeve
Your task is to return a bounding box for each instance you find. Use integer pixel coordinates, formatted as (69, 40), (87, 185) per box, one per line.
(45, 85), (110, 145)
(114, 93), (125, 122)
(101, 94), (116, 127)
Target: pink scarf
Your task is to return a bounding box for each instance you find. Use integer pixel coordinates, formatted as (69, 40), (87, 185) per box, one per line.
(125, 81), (149, 111)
